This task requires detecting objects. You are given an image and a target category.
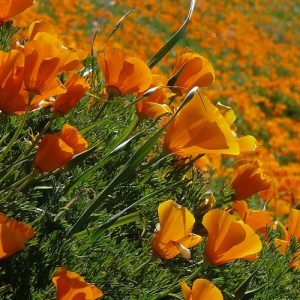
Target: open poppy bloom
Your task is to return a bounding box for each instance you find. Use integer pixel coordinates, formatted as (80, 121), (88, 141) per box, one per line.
(202, 209), (262, 265)
(0, 0), (34, 23)
(231, 160), (272, 200)
(180, 279), (223, 300)
(170, 49), (215, 94)
(52, 267), (103, 299)
(152, 200), (202, 259)
(232, 200), (273, 235)
(98, 47), (152, 97)
(274, 208), (300, 253)
(53, 73), (90, 115)
(0, 213), (34, 260)
(26, 21), (84, 72)
(20, 24), (84, 106)
(135, 74), (172, 119)
(34, 124), (88, 173)
(0, 49), (30, 114)
(165, 92), (252, 158)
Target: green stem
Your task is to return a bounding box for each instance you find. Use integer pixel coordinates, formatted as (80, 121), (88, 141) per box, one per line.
(0, 101), (31, 162)
(0, 170), (37, 204)
(23, 114), (56, 157)
(54, 196), (78, 222)
(0, 115), (55, 186)
(155, 260), (204, 299)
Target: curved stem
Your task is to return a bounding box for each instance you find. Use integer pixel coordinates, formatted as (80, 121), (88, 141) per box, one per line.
(0, 101), (31, 162)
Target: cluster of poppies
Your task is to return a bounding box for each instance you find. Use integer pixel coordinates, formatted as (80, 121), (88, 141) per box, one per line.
(1, 0), (300, 299)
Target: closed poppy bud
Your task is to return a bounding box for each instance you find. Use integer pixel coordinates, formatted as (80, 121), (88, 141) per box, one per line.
(135, 74), (173, 118)
(60, 124), (88, 154)
(203, 209), (262, 265)
(0, 213), (34, 260)
(231, 160), (272, 200)
(52, 267), (103, 299)
(165, 92), (241, 158)
(53, 74), (90, 115)
(152, 200), (202, 259)
(171, 49), (215, 94)
(180, 279), (223, 300)
(34, 134), (74, 173)
(98, 48), (152, 96)
(0, 0), (34, 23)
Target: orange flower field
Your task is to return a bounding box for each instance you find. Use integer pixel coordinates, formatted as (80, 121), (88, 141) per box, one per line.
(0, 0), (300, 299)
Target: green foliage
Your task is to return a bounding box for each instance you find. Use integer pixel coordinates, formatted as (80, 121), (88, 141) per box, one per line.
(0, 21), (19, 52)
(1, 1), (300, 299)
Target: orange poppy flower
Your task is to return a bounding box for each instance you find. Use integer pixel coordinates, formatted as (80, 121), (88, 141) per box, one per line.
(180, 279), (223, 300)
(274, 208), (300, 253)
(26, 22), (84, 71)
(232, 200), (273, 235)
(60, 124), (88, 154)
(231, 160), (272, 200)
(34, 125), (88, 173)
(98, 48), (152, 96)
(171, 49), (215, 93)
(34, 134), (74, 173)
(23, 33), (66, 104)
(0, 0), (34, 23)
(0, 213), (34, 260)
(52, 267), (103, 300)
(165, 92), (244, 158)
(202, 209), (262, 265)
(152, 200), (202, 259)
(0, 49), (30, 114)
(53, 74), (90, 115)
(135, 74), (172, 119)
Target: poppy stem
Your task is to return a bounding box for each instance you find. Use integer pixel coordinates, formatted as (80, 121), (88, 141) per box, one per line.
(155, 260), (204, 299)
(23, 114), (57, 156)
(0, 170), (37, 203)
(0, 99), (31, 162)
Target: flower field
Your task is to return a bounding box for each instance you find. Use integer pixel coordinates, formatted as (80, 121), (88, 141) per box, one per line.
(0, 0), (300, 299)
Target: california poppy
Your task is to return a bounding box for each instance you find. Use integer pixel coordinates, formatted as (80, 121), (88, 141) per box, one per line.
(0, 0), (34, 23)
(231, 160), (272, 200)
(274, 208), (300, 253)
(152, 200), (202, 259)
(0, 213), (34, 260)
(98, 47), (152, 96)
(202, 209), (262, 265)
(135, 74), (172, 119)
(165, 92), (244, 158)
(180, 279), (223, 300)
(34, 124), (88, 173)
(26, 22), (84, 72)
(23, 33), (66, 104)
(53, 74), (90, 115)
(0, 49), (29, 114)
(52, 267), (103, 299)
(171, 49), (215, 94)
(60, 124), (88, 154)
(232, 200), (273, 235)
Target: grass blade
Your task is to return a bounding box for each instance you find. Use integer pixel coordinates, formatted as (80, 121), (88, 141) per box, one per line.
(147, 0), (196, 69)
